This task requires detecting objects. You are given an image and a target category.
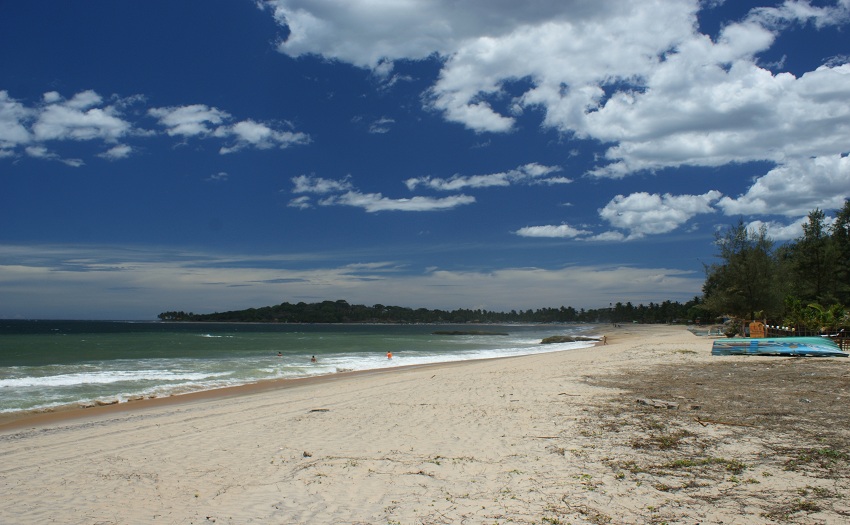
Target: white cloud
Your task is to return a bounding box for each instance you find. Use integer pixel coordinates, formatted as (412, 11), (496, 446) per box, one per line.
(745, 217), (808, 242)
(405, 163), (567, 191)
(748, 0), (850, 29)
(0, 91), (311, 163)
(320, 191), (475, 212)
(599, 190), (722, 238)
(368, 117), (395, 134)
(584, 231), (627, 242)
(148, 104), (230, 137)
(262, 0), (576, 69)
(24, 145), (84, 167)
(291, 164), (567, 213)
(514, 224), (590, 238)
(292, 174), (354, 194)
(716, 154), (850, 217)
(262, 0), (850, 185)
(32, 91), (131, 143)
(586, 56), (850, 178)
(217, 119), (310, 154)
(149, 106), (310, 153)
(0, 91), (33, 153)
(291, 173), (476, 212)
(287, 195), (313, 209)
(98, 144), (133, 160)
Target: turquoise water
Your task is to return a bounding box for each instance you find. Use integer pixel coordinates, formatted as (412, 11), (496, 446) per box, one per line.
(0, 321), (599, 414)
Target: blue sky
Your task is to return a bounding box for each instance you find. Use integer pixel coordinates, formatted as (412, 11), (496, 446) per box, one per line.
(2, 0), (849, 320)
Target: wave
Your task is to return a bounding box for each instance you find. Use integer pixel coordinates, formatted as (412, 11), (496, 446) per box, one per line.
(0, 370), (230, 388)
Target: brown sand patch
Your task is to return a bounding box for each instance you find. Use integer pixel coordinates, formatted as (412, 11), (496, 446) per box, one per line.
(585, 358), (850, 523)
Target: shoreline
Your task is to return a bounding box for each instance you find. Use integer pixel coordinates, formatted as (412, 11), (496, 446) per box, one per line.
(5, 324), (844, 523)
(0, 326), (606, 430)
(0, 338), (606, 433)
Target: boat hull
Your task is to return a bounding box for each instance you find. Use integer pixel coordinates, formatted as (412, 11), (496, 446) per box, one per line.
(712, 336), (848, 357)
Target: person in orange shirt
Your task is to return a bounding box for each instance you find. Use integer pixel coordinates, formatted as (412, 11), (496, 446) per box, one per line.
(387, 351), (393, 359)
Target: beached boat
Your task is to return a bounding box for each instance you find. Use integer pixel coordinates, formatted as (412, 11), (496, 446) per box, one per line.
(712, 336), (848, 357)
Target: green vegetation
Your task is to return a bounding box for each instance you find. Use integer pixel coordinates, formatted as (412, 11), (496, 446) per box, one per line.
(701, 200), (850, 333)
(158, 297), (704, 324)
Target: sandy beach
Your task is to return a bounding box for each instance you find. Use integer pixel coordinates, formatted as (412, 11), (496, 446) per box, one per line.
(1, 324), (848, 524)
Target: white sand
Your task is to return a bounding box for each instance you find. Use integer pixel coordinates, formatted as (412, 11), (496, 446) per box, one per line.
(1, 324), (847, 524)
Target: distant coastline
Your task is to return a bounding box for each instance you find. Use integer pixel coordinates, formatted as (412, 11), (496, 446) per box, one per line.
(158, 298), (702, 325)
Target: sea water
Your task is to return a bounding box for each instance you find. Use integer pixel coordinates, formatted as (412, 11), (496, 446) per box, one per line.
(0, 320), (600, 414)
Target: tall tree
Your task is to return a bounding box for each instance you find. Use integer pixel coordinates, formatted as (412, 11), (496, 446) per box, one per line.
(702, 221), (784, 320)
(788, 209), (839, 304)
(831, 200), (850, 305)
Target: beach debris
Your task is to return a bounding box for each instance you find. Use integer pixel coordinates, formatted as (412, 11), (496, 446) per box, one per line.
(635, 398), (679, 410)
(309, 408), (330, 412)
(302, 451), (312, 458)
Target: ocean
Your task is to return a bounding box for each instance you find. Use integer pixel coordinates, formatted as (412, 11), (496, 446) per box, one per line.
(0, 320), (600, 414)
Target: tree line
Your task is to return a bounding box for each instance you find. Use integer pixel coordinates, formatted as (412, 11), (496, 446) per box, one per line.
(158, 297), (704, 325)
(700, 200), (850, 333)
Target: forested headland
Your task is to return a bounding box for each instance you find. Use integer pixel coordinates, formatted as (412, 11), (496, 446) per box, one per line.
(157, 298), (702, 325)
(160, 201), (850, 333)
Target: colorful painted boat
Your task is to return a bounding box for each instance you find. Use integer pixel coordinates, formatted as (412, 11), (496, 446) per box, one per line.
(712, 336), (848, 357)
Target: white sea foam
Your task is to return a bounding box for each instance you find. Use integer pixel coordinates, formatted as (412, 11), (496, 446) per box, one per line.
(0, 370), (230, 388)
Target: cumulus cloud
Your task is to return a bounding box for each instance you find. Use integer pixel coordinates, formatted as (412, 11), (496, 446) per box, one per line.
(514, 224), (591, 238)
(513, 190), (724, 241)
(745, 217), (809, 242)
(716, 154), (850, 217)
(599, 190), (723, 238)
(1, 90), (310, 163)
(149, 106), (310, 153)
(405, 163), (568, 191)
(31, 90), (131, 143)
(262, 0), (850, 183)
(216, 119), (310, 154)
(148, 104), (229, 137)
(0, 90), (33, 154)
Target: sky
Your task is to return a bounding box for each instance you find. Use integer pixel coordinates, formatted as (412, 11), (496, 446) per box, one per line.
(1, 0), (849, 320)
